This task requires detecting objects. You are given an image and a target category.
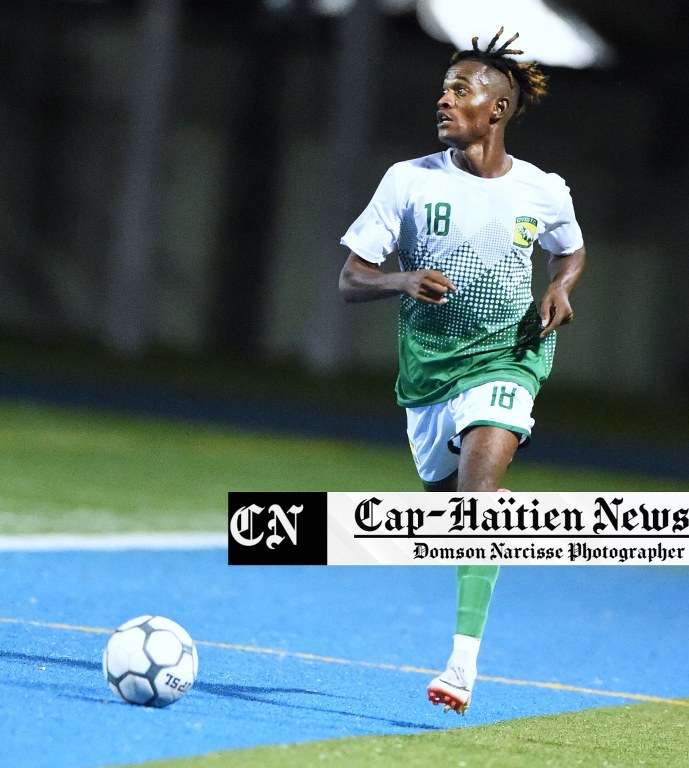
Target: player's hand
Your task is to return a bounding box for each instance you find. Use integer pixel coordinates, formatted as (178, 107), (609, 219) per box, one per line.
(539, 285), (574, 338)
(404, 269), (457, 305)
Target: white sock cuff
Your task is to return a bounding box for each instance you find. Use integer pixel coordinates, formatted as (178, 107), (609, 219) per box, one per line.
(452, 633), (481, 657)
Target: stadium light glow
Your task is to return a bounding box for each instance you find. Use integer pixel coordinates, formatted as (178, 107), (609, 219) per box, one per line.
(417, 0), (613, 68)
(306, 0), (420, 16)
(308, 0), (356, 16)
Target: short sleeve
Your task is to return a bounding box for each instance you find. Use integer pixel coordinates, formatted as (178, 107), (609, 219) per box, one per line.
(538, 179), (584, 256)
(340, 165), (401, 265)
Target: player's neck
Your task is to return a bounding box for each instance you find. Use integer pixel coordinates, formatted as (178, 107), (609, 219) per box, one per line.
(450, 147), (512, 179)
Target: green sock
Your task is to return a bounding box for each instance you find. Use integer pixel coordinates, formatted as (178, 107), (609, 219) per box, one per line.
(455, 565), (500, 638)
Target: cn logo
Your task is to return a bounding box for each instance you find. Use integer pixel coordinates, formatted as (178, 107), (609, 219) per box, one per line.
(229, 503), (303, 550)
(227, 493), (327, 565)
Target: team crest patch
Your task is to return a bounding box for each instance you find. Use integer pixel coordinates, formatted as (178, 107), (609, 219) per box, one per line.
(513, 216), (537, 248)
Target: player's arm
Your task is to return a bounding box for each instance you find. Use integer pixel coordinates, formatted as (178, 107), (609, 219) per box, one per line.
(339, 252), (457, 305)
(539, 245), (586, 338)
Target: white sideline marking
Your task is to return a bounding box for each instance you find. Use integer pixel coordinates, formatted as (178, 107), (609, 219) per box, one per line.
(0, 532), (226, 551)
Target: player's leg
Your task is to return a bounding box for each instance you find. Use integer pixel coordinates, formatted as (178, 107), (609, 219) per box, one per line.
(456, 564), (501, 640)
(428, 389), (529, 714)
(408, 395), (526, 714)
(428, 564), (500, 713)
(455, 425), (520, 491)
(420, 423), (518, 492)
(409, 410), (491, 712)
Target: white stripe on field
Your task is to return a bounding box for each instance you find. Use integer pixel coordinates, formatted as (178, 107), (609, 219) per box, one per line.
(0, 532), (226, 551)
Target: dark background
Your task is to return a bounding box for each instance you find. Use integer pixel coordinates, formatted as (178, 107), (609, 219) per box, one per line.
(0, 0), (687, 437)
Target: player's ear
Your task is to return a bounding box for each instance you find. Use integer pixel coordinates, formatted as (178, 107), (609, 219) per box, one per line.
(491, 96), (511, 123)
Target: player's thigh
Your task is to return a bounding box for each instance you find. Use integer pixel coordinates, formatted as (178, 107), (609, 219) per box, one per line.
(456, 425), (520, 491)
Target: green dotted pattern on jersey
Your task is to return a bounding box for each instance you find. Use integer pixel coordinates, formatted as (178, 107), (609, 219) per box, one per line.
(395, 213), (555, 407)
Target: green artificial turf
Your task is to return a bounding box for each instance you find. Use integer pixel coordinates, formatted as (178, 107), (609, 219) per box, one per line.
(0, 400), (684, 536)
(134, 700), (689, 768)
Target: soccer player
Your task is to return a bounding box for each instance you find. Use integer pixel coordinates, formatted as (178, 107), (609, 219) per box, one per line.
(338, 29), (586, 714)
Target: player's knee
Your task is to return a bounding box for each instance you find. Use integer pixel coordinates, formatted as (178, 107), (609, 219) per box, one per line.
(456, 476), (500, 492)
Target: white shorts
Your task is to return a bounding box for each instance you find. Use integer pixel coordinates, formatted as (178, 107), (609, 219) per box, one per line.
(406, 381), (535, 483)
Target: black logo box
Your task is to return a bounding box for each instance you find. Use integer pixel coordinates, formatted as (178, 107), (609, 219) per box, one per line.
(227, 492), (328, 565)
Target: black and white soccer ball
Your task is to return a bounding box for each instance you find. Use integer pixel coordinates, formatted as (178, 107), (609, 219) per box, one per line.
(103, 615), (199, 708)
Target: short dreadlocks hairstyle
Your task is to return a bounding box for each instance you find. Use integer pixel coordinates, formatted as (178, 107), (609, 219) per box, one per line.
(450, 27), (548, 117)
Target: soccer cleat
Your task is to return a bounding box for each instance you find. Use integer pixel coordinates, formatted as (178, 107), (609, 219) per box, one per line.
(427, 664), (474, 715)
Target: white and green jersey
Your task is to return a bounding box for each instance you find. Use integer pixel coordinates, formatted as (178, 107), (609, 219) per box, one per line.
(341, 149), (584, 408)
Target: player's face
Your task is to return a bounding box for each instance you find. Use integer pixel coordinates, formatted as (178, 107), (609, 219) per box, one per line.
(436, 60), (504, 148)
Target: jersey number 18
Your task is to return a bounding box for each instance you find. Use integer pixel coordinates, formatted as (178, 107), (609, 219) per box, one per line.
(424, 202), (452, 236)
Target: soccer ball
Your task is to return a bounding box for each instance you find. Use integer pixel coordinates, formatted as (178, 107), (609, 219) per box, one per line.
(103, 615), (198, 708)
